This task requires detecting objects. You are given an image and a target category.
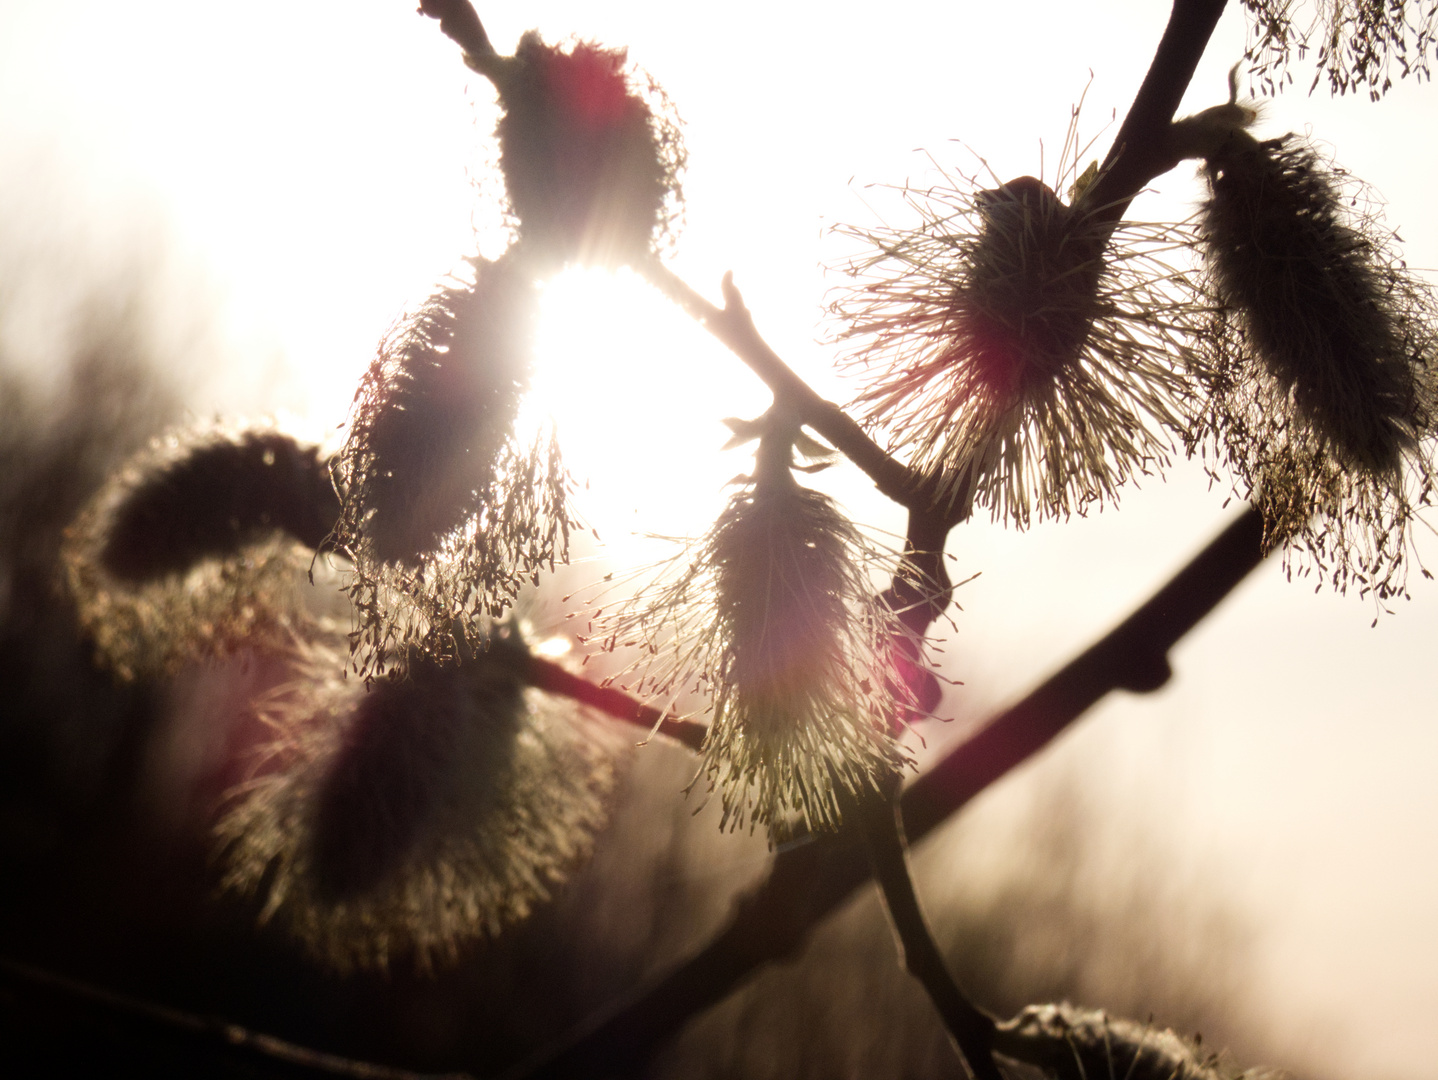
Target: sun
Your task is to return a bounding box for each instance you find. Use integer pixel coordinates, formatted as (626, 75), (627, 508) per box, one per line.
(525, 264), (771, 560)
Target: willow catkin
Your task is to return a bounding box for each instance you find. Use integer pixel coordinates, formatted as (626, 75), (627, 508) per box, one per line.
(494, 31), (685, 269)
(831, 169), (1203, 526)
(335, 252), (539, 568)
(215, 632), (618, 973)
(996, 1003), (1272, 1080)
(1201, 134), (1423, 474)
(1194, 132), (1438, 601)
(703, 478), (909, 833)
(62, 422), (338, 680)
(593, 422), (923, 836)
(333, 251), (574, 676)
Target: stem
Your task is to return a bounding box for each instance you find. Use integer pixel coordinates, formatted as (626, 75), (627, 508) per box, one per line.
(638, 261), (941, 515)
(1081, 0), (1230, 224)
(496, 833), (868, 1080)
(417, 0), (495, 61)
(523, 655), (708, 753)
(854, 792), (1002, 1080)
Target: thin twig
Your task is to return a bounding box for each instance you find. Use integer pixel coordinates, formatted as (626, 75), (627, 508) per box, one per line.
(854, 791), (1002, 1080)
(0, 956), (470, 1080)
(638, 260), (936, 513)
(1081, 0), (1230, 225)
(523, 654), (708, 752)
(417, 0), (496, 62)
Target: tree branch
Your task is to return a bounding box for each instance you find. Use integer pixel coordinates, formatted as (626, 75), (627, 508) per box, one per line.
(503, 504), (1268, 1078)
(638, 260), (939, 514)
(1082, 0), (1230, 222)
(901, 503), (1264, 842)
(855, 792), (1002, 1080)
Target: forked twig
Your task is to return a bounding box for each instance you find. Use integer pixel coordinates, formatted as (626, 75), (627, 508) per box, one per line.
(637, 261), (930, 512)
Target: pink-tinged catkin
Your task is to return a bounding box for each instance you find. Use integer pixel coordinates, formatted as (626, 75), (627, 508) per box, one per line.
(590, 419), (928, 836)
(214, 631), (618, 973)
(831, 169), (1204, 527)
(492, 32), (684, 270)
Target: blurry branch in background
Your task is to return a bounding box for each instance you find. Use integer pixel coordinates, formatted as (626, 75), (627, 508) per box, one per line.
(853, 788), (1002, 1080)
(0, 958), (462, 1080)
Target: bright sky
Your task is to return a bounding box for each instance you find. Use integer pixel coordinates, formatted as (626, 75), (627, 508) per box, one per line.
(3, 2), (1438, 1077)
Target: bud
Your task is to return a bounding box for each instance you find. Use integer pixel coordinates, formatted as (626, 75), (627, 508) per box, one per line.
(831, 161), (1202, 527)
(214, 628), (617, 972)
(63, 422), (336, 680)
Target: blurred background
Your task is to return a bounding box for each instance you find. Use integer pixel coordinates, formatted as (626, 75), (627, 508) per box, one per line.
(1, 1), (1436, 1076)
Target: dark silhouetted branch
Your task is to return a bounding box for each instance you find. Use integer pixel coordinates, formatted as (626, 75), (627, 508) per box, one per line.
(524, 654), (708, 752)
(1082, 0), (1230, 223)
(503, 504), (1269, 1078)
(856, 792), (1002, 1080)
(901, 503), (1264, 843)
(639, 261), (935, 512)
(417, 0), (495, 63)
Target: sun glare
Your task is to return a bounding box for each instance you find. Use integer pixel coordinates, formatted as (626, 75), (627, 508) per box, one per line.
(526, 264), (771, 562)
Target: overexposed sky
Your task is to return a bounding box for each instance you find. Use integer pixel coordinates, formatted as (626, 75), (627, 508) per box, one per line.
(3, 2), (1437, 1077)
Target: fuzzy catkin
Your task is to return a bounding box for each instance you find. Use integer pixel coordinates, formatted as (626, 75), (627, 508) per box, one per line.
(1193, 133), (1438, 602)
(62, 423), (338, 680)
(495, 32), (684, 269)
(592, 443), (919, 836)
(215, 636), (618, 973)
(704, 479), (908, 833)
(831, 171), (1203, 526)
(91, 427), (338, 581)
(998, 1003), (1268, 1080)
(1201, 135), (1421, 475)
(333, 252), (574, 676)
(336, 253), (539, 568)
